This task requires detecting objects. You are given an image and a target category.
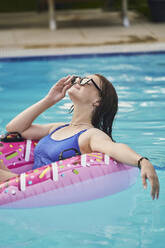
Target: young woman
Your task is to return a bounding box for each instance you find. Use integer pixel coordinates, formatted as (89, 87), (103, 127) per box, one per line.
(0, 74), (159, 199)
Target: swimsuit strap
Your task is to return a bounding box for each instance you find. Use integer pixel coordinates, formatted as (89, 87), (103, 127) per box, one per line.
(49, 124), (69, 135)
(76, 129), (87, 138)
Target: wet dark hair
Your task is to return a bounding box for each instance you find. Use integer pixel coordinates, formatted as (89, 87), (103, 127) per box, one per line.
(69, 74), (118, 141)
(92, 74), (118, 141)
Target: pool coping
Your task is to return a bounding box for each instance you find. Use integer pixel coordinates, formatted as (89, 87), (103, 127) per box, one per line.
(0, 42), (165, 60)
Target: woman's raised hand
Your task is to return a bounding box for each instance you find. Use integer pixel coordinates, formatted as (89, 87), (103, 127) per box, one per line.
(45, 75), (74, 105)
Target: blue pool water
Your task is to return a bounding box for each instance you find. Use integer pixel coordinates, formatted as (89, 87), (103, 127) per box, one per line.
(0, 52), (165, 248)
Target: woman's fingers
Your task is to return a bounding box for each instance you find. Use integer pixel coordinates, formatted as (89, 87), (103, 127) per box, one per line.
(60, 76), (75, 94)
(141, 173), (147, 189)
(63, 75), (75, 85)
(60, 75), (71, 82)
(62, 84), (72, 95)
(56, 75), (74, 88)
(54, 75), (70, 88)
(46, 75), (75, 103)
(62, 76), (75, 94)
(149, 175), (159, 200)
(149, 177), (156, 200)
(141, 169), (160, 200)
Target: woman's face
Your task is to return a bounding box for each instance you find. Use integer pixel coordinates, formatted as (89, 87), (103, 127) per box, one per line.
(68, 74), (101, 106)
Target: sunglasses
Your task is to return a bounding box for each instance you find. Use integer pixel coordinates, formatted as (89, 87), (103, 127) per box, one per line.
(71, 76), (101, 92)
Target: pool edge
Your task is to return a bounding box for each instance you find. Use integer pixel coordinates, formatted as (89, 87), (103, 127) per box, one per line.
(0, 43), (165, 61)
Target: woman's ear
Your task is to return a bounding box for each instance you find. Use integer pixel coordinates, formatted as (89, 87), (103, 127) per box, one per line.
(93, 99), (100, 107)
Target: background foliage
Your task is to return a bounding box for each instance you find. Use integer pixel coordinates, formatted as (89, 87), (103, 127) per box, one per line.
(0, 0), (150, 17)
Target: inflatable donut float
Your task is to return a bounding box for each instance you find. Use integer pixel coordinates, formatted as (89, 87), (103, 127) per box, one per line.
(0, 132), (138, 209)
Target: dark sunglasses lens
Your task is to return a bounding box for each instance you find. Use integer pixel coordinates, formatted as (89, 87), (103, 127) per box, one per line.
(71, 76), (78, 85)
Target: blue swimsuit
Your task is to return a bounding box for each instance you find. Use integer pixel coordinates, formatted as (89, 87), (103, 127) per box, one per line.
(33, 124), (87, 169)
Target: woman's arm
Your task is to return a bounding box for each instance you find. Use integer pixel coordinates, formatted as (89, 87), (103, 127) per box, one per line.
(89, 130), (159, 200)
(6, 75), (73, 139)
(6, 98), (54, 134)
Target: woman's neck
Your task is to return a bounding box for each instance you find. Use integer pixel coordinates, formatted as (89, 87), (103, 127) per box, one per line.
(70, 106), (93, 127)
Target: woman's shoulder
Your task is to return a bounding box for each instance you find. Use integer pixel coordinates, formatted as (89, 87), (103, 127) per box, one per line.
(87, 127), (110, 139)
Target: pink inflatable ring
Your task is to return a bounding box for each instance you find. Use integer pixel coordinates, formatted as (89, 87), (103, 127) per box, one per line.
(0, 133), (138, 209)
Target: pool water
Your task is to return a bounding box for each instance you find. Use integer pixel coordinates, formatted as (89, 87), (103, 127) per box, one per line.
(0, 52), (165, 248)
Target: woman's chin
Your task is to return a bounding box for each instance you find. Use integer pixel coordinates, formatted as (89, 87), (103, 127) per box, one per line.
(68, 86), (79, 95)
(68, 88), (81, 102)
